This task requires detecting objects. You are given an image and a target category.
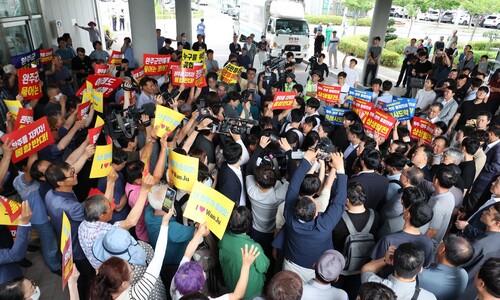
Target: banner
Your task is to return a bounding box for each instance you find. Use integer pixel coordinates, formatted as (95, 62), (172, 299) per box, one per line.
(410, 117), (435, 145)
(1, 117), (54, 163)
(0, 196), (22, 225)
(181, 49), (205, 68)
(61, 212), (73, 290)
(143, 54), (171, 75)
(220, 64), (242, 84)
(154, 105), (185, 138)
(4, 100), (23, 118)
(94, 64), (109, 76)
(345, 87), (373, 104)
(351, 98), (374, 123)
(14, 108), (33, 130)
(325, 107), (350, 126)
(108, 50), (123, 65)
(393, 96), (417, 118)
(131, 67), (145, 83)
(168, 151), (199, 191)
(89, 144), (113, 178)
(76, 75), (123, 98)
(11, 49), (40, 68)
(18, 68), (42, 100)
(363, 109), (396, 139)
(39, 48), (53, 65)
(194, 65), (207, 88)
(272, 92), (295, 110)
(183, 182), (235, 239)
(170, 67), (196, 87)
(88, 126), (103, 145)
(317, 83), (341, 104)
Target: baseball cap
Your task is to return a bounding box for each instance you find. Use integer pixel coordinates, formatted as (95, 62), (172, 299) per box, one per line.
(316, 249), (346, 282)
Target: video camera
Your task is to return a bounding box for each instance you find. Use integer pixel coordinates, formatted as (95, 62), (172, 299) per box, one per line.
(241, 90), (257, 106)
(103, 104), (155, 140)
(210, 117), (257, 136)
(160, 87), (180, 105)
(262, 128), (280, 144)
(315, 138), (336, 161)
(308, 54), (318, 66)
(263, 56), (286, 72)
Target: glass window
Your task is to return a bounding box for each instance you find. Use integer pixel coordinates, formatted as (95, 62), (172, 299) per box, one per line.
(28, 0), (40, 14)
(0, 0), (27, 17)
(31, 18), (44, 49)
(3, 22), (32, 56)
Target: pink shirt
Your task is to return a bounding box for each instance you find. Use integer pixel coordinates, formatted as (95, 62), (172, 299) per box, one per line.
(125, 183), (149, 242)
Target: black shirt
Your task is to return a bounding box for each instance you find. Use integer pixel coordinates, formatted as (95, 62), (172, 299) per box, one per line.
(414, 60), (433, 79)
(311, 62), (329, 80)
(459, 160), (476, 190)
(456, 100), (490, 130)
(333, 209), (379, 251)
(71, 55), (93, 83)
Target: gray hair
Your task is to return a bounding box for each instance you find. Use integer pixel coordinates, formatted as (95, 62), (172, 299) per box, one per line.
(83, 195), (108, 221)
(444, 148), (463, 165)
(148, 184), (169, 211)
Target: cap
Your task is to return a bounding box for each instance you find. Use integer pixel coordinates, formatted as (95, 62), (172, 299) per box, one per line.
(88, 21), (97, 26)
(312, 70), (323, 81)
(316, 250), (345, 282)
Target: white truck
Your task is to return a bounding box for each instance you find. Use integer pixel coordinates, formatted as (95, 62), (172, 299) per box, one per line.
(234, 0), (310, 63)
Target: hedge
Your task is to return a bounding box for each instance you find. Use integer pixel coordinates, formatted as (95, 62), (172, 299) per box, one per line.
(304, 15), (372, 27)
(464, 41), (500, 51)
(338, 35), (400, 68)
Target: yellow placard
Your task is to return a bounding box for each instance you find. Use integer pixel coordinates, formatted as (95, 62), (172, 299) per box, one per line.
(154, 105), (185, 138)
(168, 151), (199, 191)
(183, 182), (235, 239)
(220, 64), (242, 84)
(61, 212), (73, 290)
(82, 88), (103, 113)
(89, 144), (113, 178)
(4, 100), (23, 118)
(181, 49), (205, 68)
(95, 115), (105, 127)
(0, 196), (22, 225)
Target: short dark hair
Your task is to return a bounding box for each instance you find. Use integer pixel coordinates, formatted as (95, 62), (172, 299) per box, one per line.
(293, 84), (304, 94)
(254, 165), (276, 189)
(139, 76), (154, 87)
(393, 243), (425, 279)
(391, 140), (409, 154)
(300, 174), (321, 196)
(293, 196), (316, 222)
(487, 124), (500, 138)
(402, 186), (427, 209)
(360, 148), (382, 170)
(360, 135), (377, 151)
(290, 109), (303, 123)
(227, 206), (252, 234)
(344, 111), (362, 124)
(0, 277), (25, 300)
(357, 282), (397, 300)
(471, 77), (483, 88)
(223, 142), (242, 164)
(112, 148), (128, 165)
(303, 116), (318, 128)
(478, 258), (500, 298)
(373, 36), (381, 41)
(45, 161), (71, 188)
(384, 153), (407, 171)
(320, 121), (335, 136)
(307, 98), (320, 109)
(408, 201), (433, 228)
(347, 123), (364, 139)
(461, 137), (480, 155)
(206, 49), (214, 55)
(267, 271), (303, 300)
(434, 121), (448, 134)
(347, 182), (365, 206)
(435, 165), (458, 189)
(478, 86), (490, 94)
(92, 40), (102, 49)
(382, 80), (392, 91)
(427, 77), (436, 87)
(371, 78), (383, 86)
(125, 160), (145, 184)
(442, 234), (473, 266)
(338, 71), (347, 78)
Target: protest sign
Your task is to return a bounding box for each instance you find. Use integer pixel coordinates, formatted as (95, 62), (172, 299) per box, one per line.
(351, 98), (374, 123)
(11, 49), (39, 68)
(0, 196), (22, 225)
(1, 117), (54, 163)
(345, 87), (373, 103)
(194, 65), (207, 88)
(154, 105), (185, 138)
(61, 212), (73, 290)
(393, 96), (417, 119)
(168, 151), (199, 191)
(4, 100), (23, 118)
(384, 99), (412, 121)
(90, 90), (104, 113)
(220, 64), (242, 84)
(143, 54), (171, 75)
(363, 109), (396, 139)
(317, 83), (341, 104)
(77, 101), (91, 121)
(181, 49), (205, 68)
(88, 126), (103, 145)
(410, 117), (435, 145)
(76, 75), (122, 98)
(94, 64), (108, 76)
(108, 50), (123, 65)
(14, 108), (33, 130)
(168, 61), (181, 74)
(18, 68), (42, 100)
(131, 67), (145, 83)
(39, 48), (53, 65)
(89, 144), (113, 178)
(170, 67), (196, 87)
(272, 92), (295, 110)
(184, 182), (235, 239)
(95, 115), (105, 127)
(325, 107), (350, 126)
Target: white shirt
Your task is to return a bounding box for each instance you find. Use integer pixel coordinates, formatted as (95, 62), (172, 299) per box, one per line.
(344, 67), (360, 88)
(485, 139), (500, 154)
(339, 82), (350, 104)
(344, 142), (358, 158)
(468, 196), (500, 221)
(228, 164), (246, 207)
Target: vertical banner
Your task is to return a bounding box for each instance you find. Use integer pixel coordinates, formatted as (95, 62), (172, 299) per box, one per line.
(89, 144), (113, 178)
(39, 48), (53, 65)
(143, 54), (171, 75)
(325, 107), (350, 126)
(14, 108), (33, 130)
(10, 49), (40, 68)
(410, 117), (435, 145)
(170, 67), (196, 87)
(108, 51), (123, 65)
(183, 182), (235, 239)
(363, 109), (396, 139)
(18, 68), (42, 100)
(272, 91), (296, 110)
(345, 87), (373, 104)
(351, 98), (374, 123)
(219, 64), (242, 84)
(168, 151), (199, 191)
(154, 105), (185, 138)
(0, 196), (22, 225)
(3, 100), (23, 118)
(181, 49), (205, 68)
(61, 212), (73, 290)
(131, 67), (145, 83)
(316, 83), (341, 104)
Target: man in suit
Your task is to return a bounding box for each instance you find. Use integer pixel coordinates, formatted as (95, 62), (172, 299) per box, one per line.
(344, 123), (364, 177)
(434, 87), (459, 125)
(258, 66), (278, 97)
(411, 145), (433, 181)
(216, 134), (250, 206)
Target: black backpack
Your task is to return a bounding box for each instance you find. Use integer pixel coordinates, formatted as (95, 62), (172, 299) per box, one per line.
(341, 209), (376, 275)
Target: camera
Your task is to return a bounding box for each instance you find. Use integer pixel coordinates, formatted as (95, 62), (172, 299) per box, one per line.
(308, 55), (318, 65)
(262, 128), (280, 144)
(263, 56), (286, 72)
(197, 98), (212, 121)
(103, 105), (154, 140)
(315, 138), (336, 162)
(241, 90), (256, 106)
(210, 117), (257, 136)
(160, 87), (180, 105)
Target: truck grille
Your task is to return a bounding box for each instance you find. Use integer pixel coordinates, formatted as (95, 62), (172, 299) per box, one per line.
(284, 45), (301, 51)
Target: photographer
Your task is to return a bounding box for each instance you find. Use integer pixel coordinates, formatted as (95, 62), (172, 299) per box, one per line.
(310, 53), (329, 82)
(258, 67), (278, 97)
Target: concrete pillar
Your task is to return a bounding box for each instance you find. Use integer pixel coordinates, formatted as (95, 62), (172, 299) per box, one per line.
(362, 0), (392, 85)
(175, 1), (192, 42)
(128, 0), (156, 67)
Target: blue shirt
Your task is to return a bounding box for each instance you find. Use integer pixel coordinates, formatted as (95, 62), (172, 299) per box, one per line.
(13, 173), (49, 225)
(98, 172), (130, 223)
(418, 263), (468, 300)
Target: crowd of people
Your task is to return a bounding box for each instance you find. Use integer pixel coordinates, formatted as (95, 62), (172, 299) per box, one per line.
(0, 14), (500, 300)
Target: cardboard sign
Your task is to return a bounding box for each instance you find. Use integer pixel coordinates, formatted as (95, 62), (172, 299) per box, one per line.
(363, 109), (396, 139)
(183, 182), (235, 239)
(168, 61), (181, 75)
(94, 64), (109, 76)
(0, 196), (22, 225)
(170, 67), (196, 87)
(317, 83), (341, 104)
(39, 48), (53, 65)
(76, 101), (92, 121)
(76, 75), (122, 98)
(325, 107), (350, 126)
(154, 105), (185, 138)
(272, 92), (295, 110)
(18, 68), (42, 100)
(410, 117), (435, 145)
(384, 99), (412, 121)
(351, 98), (374, 123)
(168, 151), (199, 191)
(14, 108), (33, 130)
(11, 49), (39, 68)
(4, 100), (23, 118)
(1, 117), (54, 163)
(220, 64), (242, 84)
(143, 54), (171, 75)
(61, 212), (73, 290)
(194, 65), (207, 88)
(95, 115), (105, 127)
(89, 144), (113, 178)
(88, 126), (103, 145)
(90, 90), (104, 113)
(108, 50), (123, 65)
(345, 87), (373, 104)
(393, 96), (417, 118)
(131, 67), (145, 83)
(181, 49), (205, 68)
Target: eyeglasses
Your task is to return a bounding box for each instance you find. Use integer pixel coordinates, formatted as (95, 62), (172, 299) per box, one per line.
(23, 279), (37, 300)
(65, 167), (76, 179)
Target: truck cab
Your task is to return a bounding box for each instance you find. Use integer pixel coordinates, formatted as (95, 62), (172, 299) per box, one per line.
(266, 15), (309, 62)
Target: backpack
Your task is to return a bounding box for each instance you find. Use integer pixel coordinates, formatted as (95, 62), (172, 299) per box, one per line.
(341, 209), (375, 275)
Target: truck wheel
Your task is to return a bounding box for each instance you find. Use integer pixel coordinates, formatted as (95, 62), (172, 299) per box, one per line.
(295, 58), (303, 64)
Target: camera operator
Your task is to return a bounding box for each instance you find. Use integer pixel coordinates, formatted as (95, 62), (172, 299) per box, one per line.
(284, 52), (296, 74)
(114, 58), (133, 79)
(258, 66), (278, 97)
(310, 53), (329, 82)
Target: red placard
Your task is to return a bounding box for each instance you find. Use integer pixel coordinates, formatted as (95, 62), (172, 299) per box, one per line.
(131, 67), (144, 83)
(143, 54), (171, 75)
(94, 64), (109, 76)
(170, 67), (196, 87)
(14, 108), (33, 130)
(88, 126), (103, 145)
(317, 83), (341, 104)
(363, 109), (396, 139)
(410, 117), (435, 145)
(1, 117), (54, 163)
(39, 48), (53, 65)
(272, 92), (296, 110)
(18, 68), (42, 100)
(76, 75), (122, 98)
(77, 101), (91, 121)
(352, 98), (374, 123)
(168, 61), (181, 75)
(194, 65), (207, 88)
(108, 50), (123, 65)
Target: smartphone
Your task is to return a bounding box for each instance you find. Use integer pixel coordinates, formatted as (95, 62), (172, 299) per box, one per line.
(162, 187), (177, 215)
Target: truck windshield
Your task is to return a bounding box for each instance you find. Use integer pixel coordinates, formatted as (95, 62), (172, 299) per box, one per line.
(275, 19), (309, 35)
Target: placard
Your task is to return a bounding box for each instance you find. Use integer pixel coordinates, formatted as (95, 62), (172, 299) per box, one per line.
(194, 65), (207, 88)
(76, 75), (122, 98)
(220, 64), (242, 84)
(143, 54), (171, 75)
(351, 98), (374, 123)
(383, 99), (411, 121)
(131, 67), (145, 83)
(272, 91), (295, 110)
(0, 196), (22, 225)
(154, 105), (185, 138)
(14, 108), (33, 130)
(410, 117), (435, 145)
(170, 67), (196, 87)
(1, 117), (54, 163)
(94, 64), (109, 76)
(363, 109), (396, 139)
(39, 48), (53, 65)
(183, 182), (235, 239)
(108, 50), (123, 65)
(89, 144), (113, 178)
(76, 101), (91, 121)
(393, 96), (417, 118)
(325, 107), (350, 126)
(317, 83), (341, 104)
(168, 151), (199, 191)
(11, 49), (40, 68)
(345, 87), (373, 104)
(61, 212), (73, 290)
(3, 100), (23, 118)
(95, 115), (105, 127)
(181, 49), (205, 68)
(18, 68), (42, 100)
(88, 126), (103, 145)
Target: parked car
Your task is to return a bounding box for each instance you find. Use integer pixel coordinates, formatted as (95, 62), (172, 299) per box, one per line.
(418, 9), (439, 21)
(390, 6), (408, 18)
(441, 11), (454, 23)
(484, 14), (500, 29)
(227, 5), (240, 17)
(471, 14), (485, 27)
(220, 4), (232, 14)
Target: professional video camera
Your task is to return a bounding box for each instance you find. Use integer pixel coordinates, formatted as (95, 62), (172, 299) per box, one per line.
(241, 90), (257, 106)
(315, 138), (336, 161)
(160, 86), (180, 105)
(262, 128), (280, 144)
(103, 104), (155, 140)
(210, 117), (257, 136)
(308, 54), (318, 66)
(263, 56), (287, 72)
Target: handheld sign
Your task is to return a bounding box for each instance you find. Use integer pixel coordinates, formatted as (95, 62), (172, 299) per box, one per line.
(325, 107), (350, 126)
(410, 117), (435, 145)
(220, 64), (242, 84)
(108, 51), (123, 65)
(18, 68), (42, 100)
(39, 48), (53, 65)
(170, 67), (196, 87)
(143, 54), (171, 75)
(89, 144), (113, 178)
(363, 109), (396, 139)
(61, 212), (73, 290)
(4, 100), (23, 118)
(154, 105), (185, 138)
(0, 196), (22, 225)
(168, 151), (199, 191)
(383, 99), (412, 121)
(272, 91), (295, 110)
(351, 98), (374, 123)
(317, 83), (341, 104)
(345, 87), (373, 104)
(181, 49), (205, 68)
(14, 108), (33, 130)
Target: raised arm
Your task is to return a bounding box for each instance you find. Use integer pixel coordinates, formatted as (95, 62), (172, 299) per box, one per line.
(121, 174), (154, 230)
(228, 245), (261, 300)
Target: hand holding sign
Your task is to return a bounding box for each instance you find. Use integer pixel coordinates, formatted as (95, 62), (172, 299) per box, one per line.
(18, 201), (32, 226)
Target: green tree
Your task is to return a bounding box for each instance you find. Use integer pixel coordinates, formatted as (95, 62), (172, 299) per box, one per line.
(428, 0), (460, 25)
(393, 0), (432, 37)
(462, 0), (500, 41)
(344, 0), (374, 34)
